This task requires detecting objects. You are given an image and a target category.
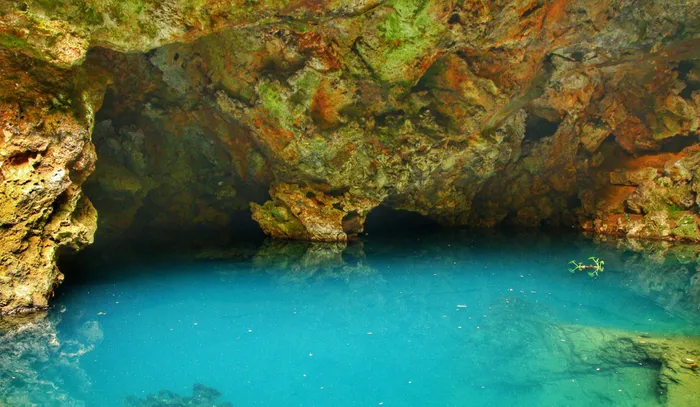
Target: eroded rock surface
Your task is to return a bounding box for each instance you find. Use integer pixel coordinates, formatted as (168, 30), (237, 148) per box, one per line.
(251, 183), (379, 241)
(0, 48), (106, 314)
(0, 0), (700, 312)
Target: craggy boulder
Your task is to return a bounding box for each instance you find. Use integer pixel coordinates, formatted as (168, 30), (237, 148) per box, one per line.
(251, 183), (379, 242)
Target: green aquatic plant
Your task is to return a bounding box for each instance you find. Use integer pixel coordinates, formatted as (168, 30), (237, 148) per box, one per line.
(568, 257), (605, 278)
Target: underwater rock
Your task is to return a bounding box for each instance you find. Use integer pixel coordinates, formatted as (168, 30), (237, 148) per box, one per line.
(465, 296), (700, 406)
(0, 312), (94, 406)
(124, 383), (232, 407)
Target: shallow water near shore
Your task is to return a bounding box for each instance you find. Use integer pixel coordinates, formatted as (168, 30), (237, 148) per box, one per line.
(3, 231), (700, 406)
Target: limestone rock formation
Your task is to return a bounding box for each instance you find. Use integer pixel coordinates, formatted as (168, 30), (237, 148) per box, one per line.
(251, 183), (379, 241)
(0, 0), (700, 313)
(0, 48), (107, 314)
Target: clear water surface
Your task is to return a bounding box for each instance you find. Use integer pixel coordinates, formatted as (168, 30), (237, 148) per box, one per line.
(2, 231), (700, 406)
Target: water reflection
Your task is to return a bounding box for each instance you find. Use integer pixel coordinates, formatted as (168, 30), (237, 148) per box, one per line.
(253, 239), (374, 284)
(593, 237), (700, 315)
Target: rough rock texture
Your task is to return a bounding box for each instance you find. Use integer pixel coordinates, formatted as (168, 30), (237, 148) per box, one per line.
(251, 183), (379, 241)
(82, 49), (272, 239)
(0, 311), (99, 406)
(0, 48), (106, 314)
(1, 0), (700, 313)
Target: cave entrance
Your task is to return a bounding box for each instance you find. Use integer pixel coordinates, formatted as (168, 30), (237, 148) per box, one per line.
(362, 205), (442, 237)
(67, 49), (273, 266)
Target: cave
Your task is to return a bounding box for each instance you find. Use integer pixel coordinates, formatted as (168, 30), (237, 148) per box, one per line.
(2, 1), (700, 406)
(363, 205), (441, 236)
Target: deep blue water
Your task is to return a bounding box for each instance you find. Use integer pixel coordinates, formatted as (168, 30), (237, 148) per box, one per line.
(3, 232), (700, 406)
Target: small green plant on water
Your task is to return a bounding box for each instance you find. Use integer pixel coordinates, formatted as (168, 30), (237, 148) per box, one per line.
(568, 257), (605, 278)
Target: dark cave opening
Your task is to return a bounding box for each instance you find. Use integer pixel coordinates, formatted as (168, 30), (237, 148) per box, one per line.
(661, 132), (700, 153)
(523, 114), (561, 143)
(61, 68), (272, 275)
(675, 60), (699, 100)
(362, 205), (442, 237)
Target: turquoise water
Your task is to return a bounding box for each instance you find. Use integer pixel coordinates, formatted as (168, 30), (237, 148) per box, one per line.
(3, 232), (700, 406)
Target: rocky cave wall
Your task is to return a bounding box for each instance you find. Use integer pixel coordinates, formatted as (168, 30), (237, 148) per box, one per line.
(1, 0), (700, 314)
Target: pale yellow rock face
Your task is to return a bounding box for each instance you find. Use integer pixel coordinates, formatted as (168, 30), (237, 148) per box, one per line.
(0, 49), (106, 314)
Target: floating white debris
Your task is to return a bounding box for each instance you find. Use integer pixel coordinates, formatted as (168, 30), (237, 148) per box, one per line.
(247, 329), (253, 333)
(97, 312), (106, 316)
(194, 322), (198, 326)
(561, 339), (566, 342)
(596, 368), (600, 371)
(367, 332), (373, 335)
(458, 326), (462, 329)
(456, 305), (467, 308)
(309, 353), (314, 357)
(408, 381), (412, 384)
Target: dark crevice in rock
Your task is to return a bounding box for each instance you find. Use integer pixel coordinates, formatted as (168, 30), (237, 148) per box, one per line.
(374, 110), (406, 128)
(520, 2), (543, 18)
(675, 60), (699, 99)
(660, 133), (699, 154)
(6, 151), (38, 166)
(523, 114), (560, 143)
